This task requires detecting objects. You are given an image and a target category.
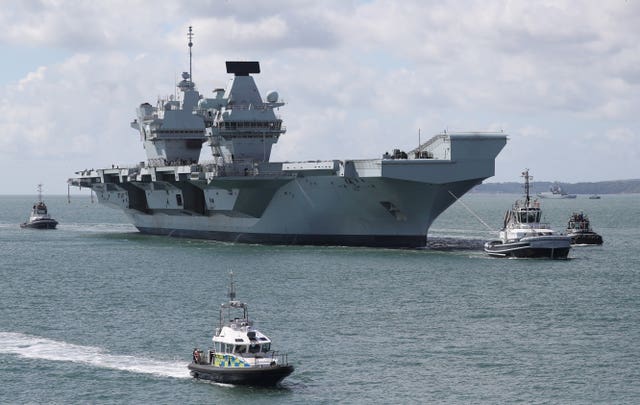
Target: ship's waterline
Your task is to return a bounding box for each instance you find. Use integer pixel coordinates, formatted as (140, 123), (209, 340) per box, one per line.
(68, 29), (507, 247)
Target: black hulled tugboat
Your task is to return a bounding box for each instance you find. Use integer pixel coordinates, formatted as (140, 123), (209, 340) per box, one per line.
(20, 184), (58, 229)
(566, 211), (603, 245)
(188, 272), (294, 386)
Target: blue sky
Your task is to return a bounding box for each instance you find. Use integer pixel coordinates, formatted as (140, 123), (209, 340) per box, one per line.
(1, 0), (639, 195)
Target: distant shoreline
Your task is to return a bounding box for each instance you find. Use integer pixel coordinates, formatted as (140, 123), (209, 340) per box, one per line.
(474, 179), (640, 194)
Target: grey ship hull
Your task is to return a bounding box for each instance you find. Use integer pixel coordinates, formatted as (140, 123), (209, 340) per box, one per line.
(126, 177), (480, 247)
(71, 133), (507, 248)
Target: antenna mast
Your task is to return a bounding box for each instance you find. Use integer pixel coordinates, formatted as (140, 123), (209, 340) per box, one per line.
(187, 26), (194, 82)
(522, 169), (532, 205)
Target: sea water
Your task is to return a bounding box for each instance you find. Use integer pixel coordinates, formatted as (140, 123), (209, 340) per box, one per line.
(1, 194), (639, 403)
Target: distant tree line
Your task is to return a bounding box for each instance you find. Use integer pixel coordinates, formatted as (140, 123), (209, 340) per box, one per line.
(473, 179), (640, 194)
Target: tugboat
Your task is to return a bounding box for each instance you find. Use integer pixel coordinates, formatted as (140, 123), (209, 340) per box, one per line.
(566, 211), (603, 245)
(188, 273), (294, 386)
(484, 169), (571, 259)
(20, 184), (58, 229)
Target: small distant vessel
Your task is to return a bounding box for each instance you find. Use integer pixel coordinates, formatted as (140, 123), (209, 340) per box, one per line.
(484, 169), (571, 259)
(20, 184), (58, 229)
(537, 183), (576, 199)
(188, 273), (294, 386)
(588, 195), (601, 199)
(566, 211), (603, 245)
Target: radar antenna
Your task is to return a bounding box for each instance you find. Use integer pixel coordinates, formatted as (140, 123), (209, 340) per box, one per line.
(187, 26), (194, 83)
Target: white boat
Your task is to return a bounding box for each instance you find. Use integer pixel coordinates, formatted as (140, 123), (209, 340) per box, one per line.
(484, 170), (571, 259)
(20, 184), (58, 229)
(188, 273), (293, 386)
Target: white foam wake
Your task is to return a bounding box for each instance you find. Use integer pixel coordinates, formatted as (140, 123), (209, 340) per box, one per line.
(0, 332), (190, 379)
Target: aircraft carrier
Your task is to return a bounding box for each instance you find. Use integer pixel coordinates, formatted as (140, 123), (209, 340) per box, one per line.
(68, 27), (508, 248)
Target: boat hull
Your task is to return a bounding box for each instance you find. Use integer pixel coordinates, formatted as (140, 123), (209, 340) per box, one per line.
(120, 176), (483, 248)
(568, 231), (603, 245)
(20, 219), (58, 229)
(137, 227), (425, 247)
(484, 236), (571, 259)
(188, 362), (294, 386)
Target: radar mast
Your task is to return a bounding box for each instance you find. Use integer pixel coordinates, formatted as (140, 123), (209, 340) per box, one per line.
(188, 26), (194, 83)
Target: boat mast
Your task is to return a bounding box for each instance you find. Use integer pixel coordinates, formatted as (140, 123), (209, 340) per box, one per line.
(187, 26), (193, 83)
(522, 169), (532, 205)
(37, 183), (43, 203)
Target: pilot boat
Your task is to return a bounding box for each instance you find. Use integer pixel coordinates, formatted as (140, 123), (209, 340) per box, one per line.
(20, 184), (58, 229)
(484, 169), (571, 259)
(566, 211), (603, 245)
(188, 273), (294, 386)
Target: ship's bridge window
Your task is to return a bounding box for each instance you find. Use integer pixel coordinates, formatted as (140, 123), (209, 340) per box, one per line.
(249, 344), (260, 354)
(235, 345), (247, 353)
(518, 210), (540, 223)
(261, 343), (271, 352)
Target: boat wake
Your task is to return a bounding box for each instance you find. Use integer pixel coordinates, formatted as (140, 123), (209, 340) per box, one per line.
(0, 332), (190, 379)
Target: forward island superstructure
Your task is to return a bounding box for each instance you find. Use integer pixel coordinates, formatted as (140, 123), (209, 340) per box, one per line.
(68, 27), (508, 248)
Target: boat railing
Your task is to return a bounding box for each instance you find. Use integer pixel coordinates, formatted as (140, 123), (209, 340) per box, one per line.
(508, 222), (552, 230)
(245, 351), (289, 368)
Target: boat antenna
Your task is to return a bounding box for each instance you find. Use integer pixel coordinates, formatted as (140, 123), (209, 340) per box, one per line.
(522, 169), (532, 205)
(37, 183), (43, 202)
(187, 26), (194, 83)
(228, 271), (236, 301)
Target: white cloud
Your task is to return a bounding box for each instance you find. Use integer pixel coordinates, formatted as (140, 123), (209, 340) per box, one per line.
(0, 0), (639, 192)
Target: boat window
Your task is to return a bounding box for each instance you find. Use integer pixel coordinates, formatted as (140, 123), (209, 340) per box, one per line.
(518, 210), (540, 223)
(249, 344), (260, 353)
(236, 345), (246, 353)
(262, 343), (270, 352)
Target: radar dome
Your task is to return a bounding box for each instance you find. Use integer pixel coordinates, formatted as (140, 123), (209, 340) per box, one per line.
(266, 91), (279, 103)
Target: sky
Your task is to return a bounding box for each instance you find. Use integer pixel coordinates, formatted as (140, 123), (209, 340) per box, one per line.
(1, 0), (639, 195)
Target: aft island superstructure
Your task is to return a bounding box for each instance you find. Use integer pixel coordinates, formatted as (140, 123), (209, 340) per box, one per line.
(68, 27), (507, 248)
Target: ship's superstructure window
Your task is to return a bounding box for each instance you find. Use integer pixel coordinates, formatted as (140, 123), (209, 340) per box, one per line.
(518, 209), (540, 223)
